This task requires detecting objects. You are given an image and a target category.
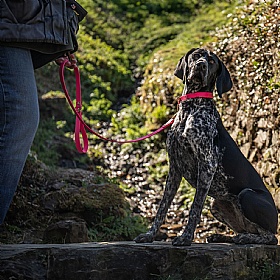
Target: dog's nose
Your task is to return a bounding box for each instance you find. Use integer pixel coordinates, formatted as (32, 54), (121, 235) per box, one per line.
(196, 61), (207, 70)
(201, 64), (207, 71)
(196, 59), (207, 70)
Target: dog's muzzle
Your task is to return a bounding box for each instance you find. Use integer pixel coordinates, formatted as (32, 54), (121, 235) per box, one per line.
(188, 59), (209, 87)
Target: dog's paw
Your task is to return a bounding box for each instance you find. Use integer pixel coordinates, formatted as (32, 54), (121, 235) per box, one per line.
(207, 234), (234, 243)
(233, 233), (278, 245)
(232, 233), (254, 245)
(134, 232), (154, 243)
(172, 236), (192, 246)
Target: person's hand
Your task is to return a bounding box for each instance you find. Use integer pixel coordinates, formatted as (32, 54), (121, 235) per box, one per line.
(55, 53), (77, 68)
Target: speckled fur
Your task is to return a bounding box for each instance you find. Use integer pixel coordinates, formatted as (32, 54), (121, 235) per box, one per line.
(134, 48), (278, 246)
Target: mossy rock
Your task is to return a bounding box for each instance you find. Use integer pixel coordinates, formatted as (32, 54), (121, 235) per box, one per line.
(1, 157), (146, 244)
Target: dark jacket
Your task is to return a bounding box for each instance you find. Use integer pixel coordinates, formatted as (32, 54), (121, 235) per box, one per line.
(0, 0), (80, 68)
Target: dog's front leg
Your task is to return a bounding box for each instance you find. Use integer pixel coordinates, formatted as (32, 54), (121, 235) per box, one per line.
(134, 165), (182, 243)
(173, 159), (218, 246)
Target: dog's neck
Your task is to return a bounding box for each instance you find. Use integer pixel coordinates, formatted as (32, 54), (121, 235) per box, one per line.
(182, 81), (215, 95)
(183, 85), (212, 95)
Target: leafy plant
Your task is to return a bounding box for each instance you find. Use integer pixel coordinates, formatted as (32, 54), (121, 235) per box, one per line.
(88, 212), (148, 241)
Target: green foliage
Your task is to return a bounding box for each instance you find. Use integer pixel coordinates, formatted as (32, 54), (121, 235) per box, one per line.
(32, 119), (61, 166)
(119, 181), (136, 194)
(76, 30), (133, 99)
(79, 0), (219, 68)
(35, 0), (238, 148)
(110, 95), (149, 139)
(71, 0), (239, 213)
(32, 0), (265, 245)
(147, 148), (169, 184)
(87, 90), (114, 121)
(88, 212), (148, 241)
(240, 260), (280, 280)
(255, 261), (275, 280)
(150, 104), (169, 124)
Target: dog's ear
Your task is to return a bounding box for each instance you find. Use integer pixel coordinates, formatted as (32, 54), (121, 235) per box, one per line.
(215, 57), (233, 97)
(174, 48), (198, 82)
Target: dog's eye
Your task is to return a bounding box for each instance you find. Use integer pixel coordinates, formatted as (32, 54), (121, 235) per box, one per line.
(193, 53), (201, 60)
(209, 58), (215, 64)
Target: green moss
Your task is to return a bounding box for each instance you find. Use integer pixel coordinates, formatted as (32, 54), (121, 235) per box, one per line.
(88, 213), (148, 242)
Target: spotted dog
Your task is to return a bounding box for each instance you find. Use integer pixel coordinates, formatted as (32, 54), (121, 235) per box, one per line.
(134, 48), (278, 246)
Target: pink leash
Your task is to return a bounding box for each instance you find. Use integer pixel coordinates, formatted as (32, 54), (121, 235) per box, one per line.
(58, 55), (213, 153)
(58, 57), (175, 153)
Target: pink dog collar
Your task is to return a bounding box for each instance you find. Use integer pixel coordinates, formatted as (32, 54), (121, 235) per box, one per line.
(178, 92), (213, 103)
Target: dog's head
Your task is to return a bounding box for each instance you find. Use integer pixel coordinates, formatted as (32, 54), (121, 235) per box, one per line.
(174, 48), (232, 97)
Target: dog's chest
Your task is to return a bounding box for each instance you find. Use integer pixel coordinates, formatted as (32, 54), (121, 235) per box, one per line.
(167, 100), (219, 153)
(166, 99), (229, 196)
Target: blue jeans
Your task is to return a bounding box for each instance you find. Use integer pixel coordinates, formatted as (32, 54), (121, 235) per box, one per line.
(0, 46), (39, 224)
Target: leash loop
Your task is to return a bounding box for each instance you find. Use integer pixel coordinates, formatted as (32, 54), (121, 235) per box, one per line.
(58, 56), (174, 153)
(59, 58), (88, 153)
(73, 64), (88, 153)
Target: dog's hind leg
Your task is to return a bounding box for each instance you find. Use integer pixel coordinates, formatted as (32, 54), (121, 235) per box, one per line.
(234, 188), (278, 245)
(134, 165), (182, 243)
(208, 190), (278, 245)
(238, 188), (278, 234)
(207, 198), (248, 243)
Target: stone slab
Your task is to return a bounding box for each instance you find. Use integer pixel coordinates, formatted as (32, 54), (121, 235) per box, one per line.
(1, 241), (280, 279)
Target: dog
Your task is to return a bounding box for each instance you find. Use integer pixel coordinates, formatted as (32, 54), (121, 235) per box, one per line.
(134, 48), (278, 246)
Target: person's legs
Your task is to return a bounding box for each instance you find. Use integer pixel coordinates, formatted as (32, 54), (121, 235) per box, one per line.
(0, 46), (39, 224)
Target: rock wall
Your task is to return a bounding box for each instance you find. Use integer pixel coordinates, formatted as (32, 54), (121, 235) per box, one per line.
(1, 242), (280, 280)
(210, 2), (280, 193)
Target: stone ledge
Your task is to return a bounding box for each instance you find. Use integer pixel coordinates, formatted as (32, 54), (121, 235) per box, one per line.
(0, 241), (280, 280)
